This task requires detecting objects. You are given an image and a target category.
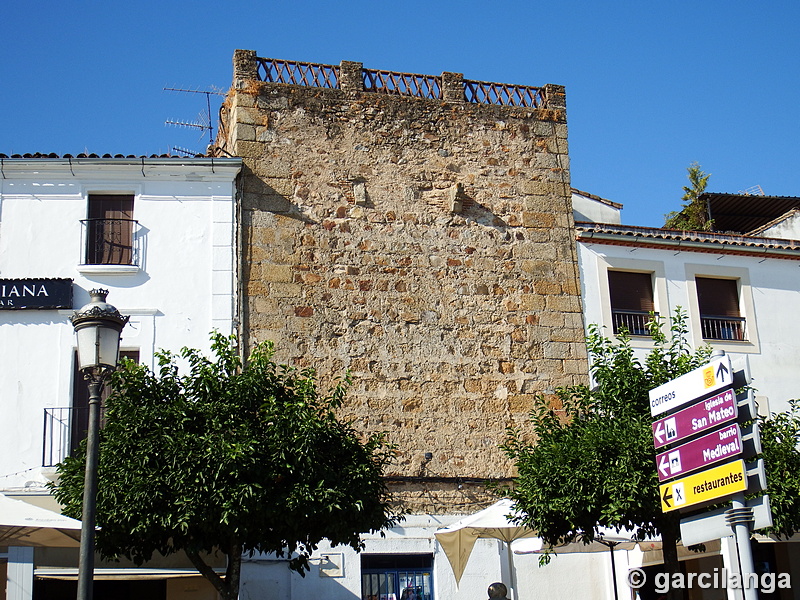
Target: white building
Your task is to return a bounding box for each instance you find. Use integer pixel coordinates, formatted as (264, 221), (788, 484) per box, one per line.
(574, 189), (800, 416)
(0, 155), (241, 600)
(574, 189), (800, 600)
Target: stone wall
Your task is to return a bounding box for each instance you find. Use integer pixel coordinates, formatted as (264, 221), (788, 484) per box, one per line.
(216, 50), (588, 512)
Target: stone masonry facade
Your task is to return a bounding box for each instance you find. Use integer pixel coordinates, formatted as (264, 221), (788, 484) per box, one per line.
(215, 50), (588, 513)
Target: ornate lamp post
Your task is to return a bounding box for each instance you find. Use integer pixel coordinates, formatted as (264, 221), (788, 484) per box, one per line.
(70, 289), (129, 600)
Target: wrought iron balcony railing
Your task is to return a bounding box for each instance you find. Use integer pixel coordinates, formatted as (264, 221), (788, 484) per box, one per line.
(42, 407), (107, 467)
(701, 315), (747, 341)
(80, 218), (139, 266)
(612, 309), (656, 337)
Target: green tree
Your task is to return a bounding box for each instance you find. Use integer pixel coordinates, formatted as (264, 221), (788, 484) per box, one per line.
(52, 334), (399, 600)
(503, 310), (800, 597)
(759, 399), (800, 539)
(664, 162), (712, 231)
(501, 311), (712, 593)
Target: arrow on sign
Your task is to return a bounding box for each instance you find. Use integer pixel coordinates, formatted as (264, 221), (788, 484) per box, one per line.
(658, 455), (670, 478)
(654, 421), (666, 445)
(663, 486), (673, 509)
(716, 361), (729, 382)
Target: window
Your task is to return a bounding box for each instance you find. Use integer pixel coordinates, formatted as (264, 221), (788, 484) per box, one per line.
(42, 350), (139, 467)
(83, 194), (135, 265)
(608, 271), (656, 336)
(361, 554), (433, 600)
(0, 552), (6, 600)
(696, 277), (745, 341)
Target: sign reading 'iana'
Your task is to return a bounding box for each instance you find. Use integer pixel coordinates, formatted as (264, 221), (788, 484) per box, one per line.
(0, 279), (73, 309)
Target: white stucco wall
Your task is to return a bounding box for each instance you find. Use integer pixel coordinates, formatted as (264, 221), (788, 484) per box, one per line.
(0, 158), (241, 492)
(236, 514), (612, 600)
(572, 191), (622, 225)
(578, 240), (800, 415)
(758, 211), (800, 241)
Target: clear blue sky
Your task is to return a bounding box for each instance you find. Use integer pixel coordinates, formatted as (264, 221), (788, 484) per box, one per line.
(2, 1), (799, 227)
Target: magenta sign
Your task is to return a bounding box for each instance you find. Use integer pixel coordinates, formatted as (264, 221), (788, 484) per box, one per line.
(656, 423), (742, 482)
(652, 388), (736, 449)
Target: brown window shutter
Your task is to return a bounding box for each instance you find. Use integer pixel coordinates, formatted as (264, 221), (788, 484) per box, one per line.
(86, 194), (134, 265)
(696, 277), (740, 317)
(608, 271), (654, 312)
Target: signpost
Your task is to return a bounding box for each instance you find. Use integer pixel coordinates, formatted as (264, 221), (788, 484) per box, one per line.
(656, 423), (742, 482)
(652, 388), (737, 448)
(659, 459), (747, 513)
(650, 352), (769, 600)
(648, 355), (732, 417)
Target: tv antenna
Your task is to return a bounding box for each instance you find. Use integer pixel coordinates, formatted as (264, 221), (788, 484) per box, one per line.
(738, 185), (765, 196)
(164, 86), (226, 154)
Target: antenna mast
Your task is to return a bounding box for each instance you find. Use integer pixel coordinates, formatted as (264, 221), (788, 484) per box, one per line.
(164, 86), (226, 154)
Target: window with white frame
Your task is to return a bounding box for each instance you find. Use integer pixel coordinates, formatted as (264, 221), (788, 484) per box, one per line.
(695, 277), (745, 341)
(82, 194), (136, 265)
(608, 270), (656, 336)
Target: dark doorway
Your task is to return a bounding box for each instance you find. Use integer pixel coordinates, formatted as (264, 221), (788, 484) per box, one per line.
(34, 578), (166, 600)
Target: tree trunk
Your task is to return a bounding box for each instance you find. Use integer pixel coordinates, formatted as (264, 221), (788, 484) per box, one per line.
(658, 515), (684, 600)
(186, 545), (242, 600)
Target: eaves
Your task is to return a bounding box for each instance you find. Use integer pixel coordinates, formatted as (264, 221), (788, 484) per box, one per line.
(576, 223), (800, 261)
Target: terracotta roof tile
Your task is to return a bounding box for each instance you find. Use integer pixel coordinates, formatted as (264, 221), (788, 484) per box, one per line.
(0, 153), (208, 159)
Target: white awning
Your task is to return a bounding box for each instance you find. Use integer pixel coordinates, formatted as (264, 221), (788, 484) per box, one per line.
(35, 567), (226, 581)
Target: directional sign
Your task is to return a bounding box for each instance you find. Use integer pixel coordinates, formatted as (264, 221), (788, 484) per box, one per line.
(660, 459), (747, 513)
(649, 356), (733, 417)
(652, 388), (737, 448)
(656, 424), (742, 482)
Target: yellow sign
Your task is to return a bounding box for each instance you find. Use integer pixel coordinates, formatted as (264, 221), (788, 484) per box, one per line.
(660, 460), (747, 512)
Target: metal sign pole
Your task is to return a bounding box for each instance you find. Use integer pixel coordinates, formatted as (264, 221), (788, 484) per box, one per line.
(727, 493), (757, 600)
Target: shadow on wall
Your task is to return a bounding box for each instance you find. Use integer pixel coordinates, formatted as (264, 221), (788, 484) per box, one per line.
(241, 165), (316, 224)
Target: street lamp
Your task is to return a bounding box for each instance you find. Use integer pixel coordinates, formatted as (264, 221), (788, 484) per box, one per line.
(70, 289), (129, 600)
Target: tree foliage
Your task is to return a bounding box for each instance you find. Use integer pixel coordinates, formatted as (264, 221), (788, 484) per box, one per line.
(503, 309), (800, 590)
(759, 399), (800, 538)
(664, 162), (712, 231)
(52, 334), (399, 600)
(502, 310), (713, 590)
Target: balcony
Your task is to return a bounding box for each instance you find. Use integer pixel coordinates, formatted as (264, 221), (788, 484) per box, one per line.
(701, 315), (747, 341)
(80, 218), (140, 267)
(611, 309), (655, 336)
(42, 407), (106, 467)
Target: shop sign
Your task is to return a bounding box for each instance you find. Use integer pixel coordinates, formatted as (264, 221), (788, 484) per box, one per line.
(0, 278), (73, 309)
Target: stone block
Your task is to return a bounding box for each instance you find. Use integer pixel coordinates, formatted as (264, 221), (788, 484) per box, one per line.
(235, 140), (263, 158)
(234, 93), (256, 108)
(508, 394), (533, 413)
(237, 107), (265, 126)
(521, 211), (556, 228)
(252, 159), (291, 179)
(235, 123), (257, 141)
(538, 312), (565, 328)
(533, 280), (561, 295)
(546, 295), (581, 313)
(518, 294), (545, 311)
(260, 264), (293, 283)
(244, 193), (293, 213)
(269, 282), (302, 298)
(520, 259), (555, 278)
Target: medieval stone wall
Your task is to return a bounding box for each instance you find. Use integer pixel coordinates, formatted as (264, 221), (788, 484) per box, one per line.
(217, 50), (588, 512)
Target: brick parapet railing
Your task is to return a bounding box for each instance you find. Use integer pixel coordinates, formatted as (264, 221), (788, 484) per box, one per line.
(233, 50), (563, 110)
